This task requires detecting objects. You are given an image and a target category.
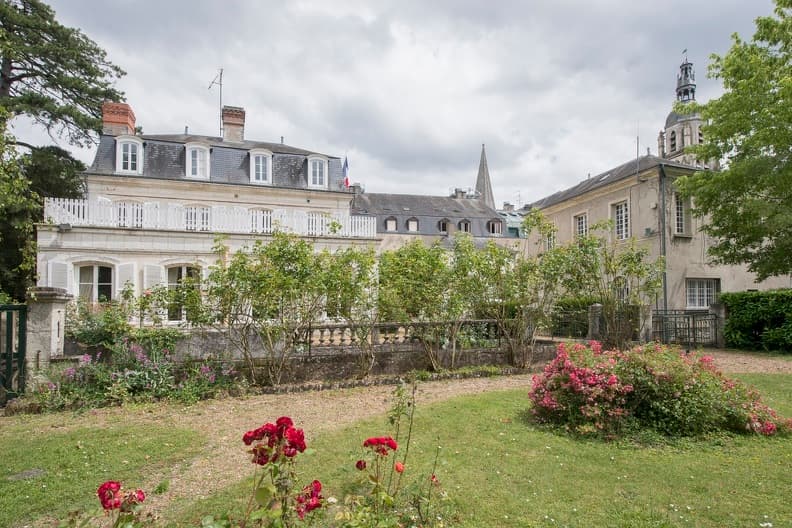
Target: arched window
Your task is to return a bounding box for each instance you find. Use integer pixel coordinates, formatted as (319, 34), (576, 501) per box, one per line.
(438, 218), (450, 233)
(185, 142), (210, 179)
(308, 156), (328, 188)
(250, 149), (272, 184)
(384, 217), (397, 232)
(115, 136), (143, 174)
(458, 220), (471, 233)
(406, 217), (419, 232)
(487, 219), (503, 235)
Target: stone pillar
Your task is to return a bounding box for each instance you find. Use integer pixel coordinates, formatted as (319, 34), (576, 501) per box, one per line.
(25, 287), (72, 377)
(587, 303), (602, 341)
(709, 301), (726, 348)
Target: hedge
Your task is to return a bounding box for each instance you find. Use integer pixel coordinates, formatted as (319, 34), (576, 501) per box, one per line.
(720, 289), (792, 352)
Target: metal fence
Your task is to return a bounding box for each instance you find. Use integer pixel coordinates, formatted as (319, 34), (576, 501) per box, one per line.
(652, 310), (718, 348)
(1, 304), (27, 403)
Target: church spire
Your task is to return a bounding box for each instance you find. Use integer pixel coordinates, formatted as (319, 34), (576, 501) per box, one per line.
(676, 55), (696, 103)
(475, 143), (495, 209)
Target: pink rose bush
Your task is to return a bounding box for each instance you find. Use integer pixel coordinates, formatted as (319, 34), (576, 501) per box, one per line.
(529, 341), (790, 438)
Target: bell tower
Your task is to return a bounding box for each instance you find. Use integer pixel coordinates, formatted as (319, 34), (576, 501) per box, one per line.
(657, 56), (716, 168)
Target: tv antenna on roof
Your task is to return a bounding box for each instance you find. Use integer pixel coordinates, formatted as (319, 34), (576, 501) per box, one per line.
(208, 68), (223, 136)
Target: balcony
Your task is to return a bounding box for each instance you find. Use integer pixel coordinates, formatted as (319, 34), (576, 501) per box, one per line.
(44, 198), (377, 238)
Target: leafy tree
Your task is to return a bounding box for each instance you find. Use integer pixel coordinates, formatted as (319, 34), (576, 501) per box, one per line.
(677, 0), (792, 280)
(0, 125), (36, 302)
(0, 144), (85, 300)
(0, 0), (125, 146)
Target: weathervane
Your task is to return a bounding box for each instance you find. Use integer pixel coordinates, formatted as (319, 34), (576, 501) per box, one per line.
(208, 68), (223, 136)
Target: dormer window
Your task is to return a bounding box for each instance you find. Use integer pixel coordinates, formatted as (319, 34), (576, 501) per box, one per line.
(115, 136), (143, 174)
(186, 142), (210, 180)
(308, 156), (328, 188)
(406, 217), (419, 232)
(458, 220), (471, 233)
(250, 149), (272, 185)
(438, 218), (449, 233)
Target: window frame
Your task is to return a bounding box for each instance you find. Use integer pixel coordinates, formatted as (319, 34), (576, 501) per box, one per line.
(573, 212), (588, 238)
(307, 156), (328, 189)
(250, 149), (273, 185)
(458, 219), (471, 233)
(686, 278), (719, 310)
(185, 142), (210, 180)
(115, 201), (144, 228)
(166, 265), (201, 321)
(612, 200), (630, 240)
(674, 192), (692, 236)
(77, 263), (114, 302)
(384, 217), (397, 232)
(487, 219), (503, 235)
(184, 204), (211, 231)
(669, 130), (677, 152)
(438, 218), (449, 234)
(115, 136), (144, 175)
(406, 217), (419, 232)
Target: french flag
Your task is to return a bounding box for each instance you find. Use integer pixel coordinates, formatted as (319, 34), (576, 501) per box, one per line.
(342, 156), (350, 188)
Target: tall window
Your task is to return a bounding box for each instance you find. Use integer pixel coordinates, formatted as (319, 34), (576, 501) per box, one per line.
(250, 208), (273, 233)
(116, 201), (143, 228)
(544, 232), (556, 251)
(438, 219), (449, 234)
(686, 278), (719, 309)
(669, 131), (677, 152)
(574, 213), (588, 238)
(613, 201), (629, 240)
(167, 265), (200, 321)
(309, 158), (327, 188)
(186, 144), (210, 179)
(78, 264), (113, 302)
(185, 206), (211, 231)
(115, 137), (143, 174)
(674, 192), (691, 235)
(250, 151), (272, 184)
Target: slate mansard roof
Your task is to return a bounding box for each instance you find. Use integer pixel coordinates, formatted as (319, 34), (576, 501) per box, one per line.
(351, 192), (503, 236)
(530, 154), (694, 210)
(88, 133), (350, 192)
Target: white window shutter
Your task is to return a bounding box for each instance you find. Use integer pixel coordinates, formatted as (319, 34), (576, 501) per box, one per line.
(117, 263), (137, 297)
(143, 265), (165, 290)
(48, 261), (71, 292)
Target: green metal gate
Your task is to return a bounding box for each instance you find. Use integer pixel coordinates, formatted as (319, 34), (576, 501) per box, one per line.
(1, 304), (27, 404)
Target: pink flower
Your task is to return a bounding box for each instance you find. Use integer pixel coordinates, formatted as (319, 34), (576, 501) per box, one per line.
(97, 480), (122, 510)
(394, 461), (405, 473)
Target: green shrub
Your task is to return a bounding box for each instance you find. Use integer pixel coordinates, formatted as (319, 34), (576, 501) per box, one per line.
(550, 296), (597, 338)
(528, 341), (790, 438)
(721, 289), (792, 352)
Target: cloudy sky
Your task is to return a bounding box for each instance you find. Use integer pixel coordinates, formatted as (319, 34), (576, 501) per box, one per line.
(11, 0), (773, 207)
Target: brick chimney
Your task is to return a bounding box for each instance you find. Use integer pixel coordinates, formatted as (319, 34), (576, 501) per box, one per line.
(222, 105), (245, 142)
(102, 102), (136, 136)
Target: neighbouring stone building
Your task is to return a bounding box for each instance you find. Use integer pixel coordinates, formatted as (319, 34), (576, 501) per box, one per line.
(524, 60), (791, 311)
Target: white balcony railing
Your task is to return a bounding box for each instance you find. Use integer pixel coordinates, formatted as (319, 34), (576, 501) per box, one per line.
(44, 198), (378, 238)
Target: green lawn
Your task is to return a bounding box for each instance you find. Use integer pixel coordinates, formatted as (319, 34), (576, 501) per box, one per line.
(173, 374), (792, 528)
(0, 418), (202, 527)
(2, 374), (790, 528)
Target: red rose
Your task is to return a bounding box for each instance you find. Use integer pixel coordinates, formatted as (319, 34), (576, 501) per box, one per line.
(97, 480), (123, 510)
(285, 426), (306, 452)
(355, 459), (367, 471)
(394, 461), (404, 473)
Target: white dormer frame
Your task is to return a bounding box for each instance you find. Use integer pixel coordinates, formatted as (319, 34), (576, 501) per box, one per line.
(250, 149), (273, 185)
(307, 155), (329, 189)
(115, 135), (144, 175)
(185, 142), (211, 180)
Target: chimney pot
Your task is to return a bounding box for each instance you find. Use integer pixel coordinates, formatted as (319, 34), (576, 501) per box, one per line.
(102, 102), (136, 136)
(221, 105), (245, 142)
